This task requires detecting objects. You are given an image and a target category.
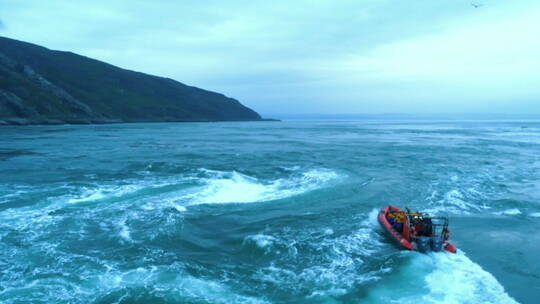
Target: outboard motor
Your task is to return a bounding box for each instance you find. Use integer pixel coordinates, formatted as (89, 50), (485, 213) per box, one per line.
(430, 237), (444, 252)
(416, 236), (431, 253)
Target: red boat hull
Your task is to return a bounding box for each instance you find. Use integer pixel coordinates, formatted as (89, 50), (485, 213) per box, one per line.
(378, 206), (456, 253)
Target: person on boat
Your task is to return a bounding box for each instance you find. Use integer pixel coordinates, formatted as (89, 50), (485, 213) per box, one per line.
(407, 211), (433, 237)
(387, 210), (406, 232)
(407, 211), (422, 236)
(421, 216), (433, 236)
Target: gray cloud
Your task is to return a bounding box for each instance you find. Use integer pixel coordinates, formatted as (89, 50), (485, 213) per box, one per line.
(1, 0), (539, 114)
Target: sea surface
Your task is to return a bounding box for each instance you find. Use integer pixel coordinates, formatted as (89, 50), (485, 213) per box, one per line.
(1, 120), (539, 304)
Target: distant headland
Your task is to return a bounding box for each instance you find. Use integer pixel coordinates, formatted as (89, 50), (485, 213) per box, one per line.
(0, 36), (272, 125)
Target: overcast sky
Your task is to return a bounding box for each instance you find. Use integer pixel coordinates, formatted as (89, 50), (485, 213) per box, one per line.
(1, 0), (539, 115)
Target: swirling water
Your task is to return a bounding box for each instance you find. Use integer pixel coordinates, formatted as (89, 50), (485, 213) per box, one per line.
(1, 120), (539, 304)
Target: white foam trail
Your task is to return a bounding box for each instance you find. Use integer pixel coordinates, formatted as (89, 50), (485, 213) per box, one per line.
(244, 234), (276, 249)
(63, 175), (198, 206)
(323, 228), (334, 235)
(140, 198), (187, 212)
(443, 189), (483, 212)
(425, 189), (489, 215)
(494, 208), (522, 216)
(530, 212), (540, 217)
(368, 252), (518, 304)
(185, 169), (340, 205)
(116, 218), (132, 242)
(172, 204), (187, 212)
(3, 168), (339, 216)
(422, 252), (518, 304)
(366, 208), (380, 226)
(67, 184), (142, 204)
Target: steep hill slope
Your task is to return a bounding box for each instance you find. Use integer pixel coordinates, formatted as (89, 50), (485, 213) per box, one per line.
(0, 36), (262, 125)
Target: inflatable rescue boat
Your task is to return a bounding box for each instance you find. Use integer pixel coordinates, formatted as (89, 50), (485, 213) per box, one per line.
(378, 206), (457, 253)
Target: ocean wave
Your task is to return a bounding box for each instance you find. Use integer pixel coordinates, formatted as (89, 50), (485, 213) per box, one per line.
(0, 168), (341, 219)
(251, 209), (386, 299)
(425, 188), (489, 216)
(44, 168), (339, 209)
(116, 217), (133, 243)
(424, 167), (540, 219)
(0, 263), (268, 304)
(93, 265), (269, 304)
(67, 184), (143, 204)
(184, 168), (341, 205)
(494, 208), (522, 216)
(244, 234), (277, 251)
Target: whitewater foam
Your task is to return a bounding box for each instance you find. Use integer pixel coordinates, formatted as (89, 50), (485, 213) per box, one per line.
(96, 265), (268, 304)
(323, 228), (334, 235)
(172, 204), (188, 212)
(67, 184), (142, 204)
(443, 189), (482, 212)
(252, 208), (385, 299)
(495, 208), (522, 216)
(422, 252), (518, 304)
(140, 198), (188, 213)
(425, 188), (490, 216)
(116, 217), (132, 242)
(244, 234), (277, 251)
(365, 251), (517, 304)
(185, 168), (340, 205)
(7, 168), (340, 215)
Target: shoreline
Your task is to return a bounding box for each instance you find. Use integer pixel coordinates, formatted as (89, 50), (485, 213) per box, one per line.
(0, 117), (280, 126)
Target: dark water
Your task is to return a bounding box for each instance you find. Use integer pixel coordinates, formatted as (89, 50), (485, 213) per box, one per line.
(1, 120), (539, 303)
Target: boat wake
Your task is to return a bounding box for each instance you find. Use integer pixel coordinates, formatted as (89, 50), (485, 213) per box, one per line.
(365, 251), (517, 304)
(422, 252), (517, 304)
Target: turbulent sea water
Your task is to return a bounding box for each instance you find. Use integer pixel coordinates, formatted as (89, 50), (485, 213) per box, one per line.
(1, 120), (539, 304)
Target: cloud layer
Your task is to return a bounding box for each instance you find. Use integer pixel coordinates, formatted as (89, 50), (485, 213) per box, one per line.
(1, 0), (539, 114)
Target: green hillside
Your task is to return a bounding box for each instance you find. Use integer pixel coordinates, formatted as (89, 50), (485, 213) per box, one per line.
(0, 36), (262, 125)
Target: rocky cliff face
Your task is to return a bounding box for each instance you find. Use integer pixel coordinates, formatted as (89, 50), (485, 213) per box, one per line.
(0, 36), (262, 125)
